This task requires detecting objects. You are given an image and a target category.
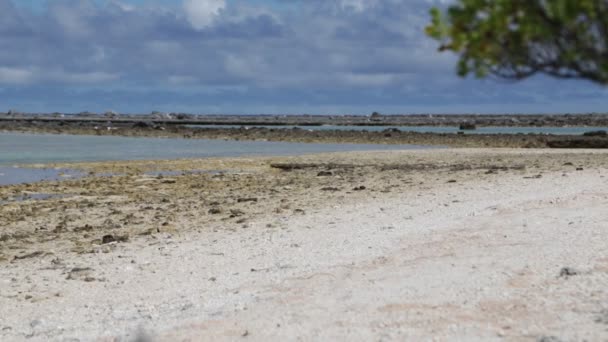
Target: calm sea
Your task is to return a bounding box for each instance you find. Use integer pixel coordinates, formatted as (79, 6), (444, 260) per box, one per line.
(0, 132), (429, 166)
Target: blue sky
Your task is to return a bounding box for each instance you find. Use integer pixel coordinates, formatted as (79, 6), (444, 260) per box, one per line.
(1, 0), (607, 114)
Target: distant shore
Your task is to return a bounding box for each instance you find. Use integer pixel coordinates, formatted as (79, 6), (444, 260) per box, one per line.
(3, 112), (608, 127)
(2, 114), (608, 148)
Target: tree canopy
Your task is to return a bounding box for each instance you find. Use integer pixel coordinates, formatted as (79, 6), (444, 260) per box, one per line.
(426, 0), (608, 85)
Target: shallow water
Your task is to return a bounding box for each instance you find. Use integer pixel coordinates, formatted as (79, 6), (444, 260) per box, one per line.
(0, 132), (432, 185)
(0, 166), (83, 186)
(188, 124), (608, 135)
(0, 132), (430, 166)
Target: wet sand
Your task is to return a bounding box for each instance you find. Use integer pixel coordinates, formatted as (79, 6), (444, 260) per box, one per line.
(1, 148), (608, 340)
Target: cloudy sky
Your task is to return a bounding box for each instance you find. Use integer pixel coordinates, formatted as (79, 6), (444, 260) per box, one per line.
(1, 0), (607, 114)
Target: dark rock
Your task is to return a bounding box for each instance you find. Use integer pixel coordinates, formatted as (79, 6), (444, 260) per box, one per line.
(209, 207), (222, 214)
(101, 234), (128, 244)
(353, 186), (366, 191)
(370, 112), (382, 121)
(176, 113), (193, 120)
(537, 336), (563, 342)
(382, 128), (401, 133)
(559, 267), (579, 278)
(548, 138), (608, 148)
(132, 121), (151, 129)
(317, 171), (333, 177)
(237, 198), (258, 203)
(459, 123), (477, 130)
(321, 187), (339, 191)
(583, 130), (607, 137)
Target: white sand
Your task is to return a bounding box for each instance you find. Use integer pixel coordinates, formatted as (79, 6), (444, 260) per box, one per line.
(1, 154), (607, 341)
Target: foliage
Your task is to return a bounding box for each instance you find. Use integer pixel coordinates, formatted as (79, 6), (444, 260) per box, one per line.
(426, 0), (608, 84)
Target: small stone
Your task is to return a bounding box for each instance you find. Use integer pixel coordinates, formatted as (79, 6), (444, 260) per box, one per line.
(209, 208), (222, 215)
(594, 309), (608, 324)
(101, 234), (128, 244)
(101, 235), (114, 244)
(537, 336), (563, 342)
(317, 171), (333, 177)
(12, 251), (44, 261)
(230, 209), (245, 217)
(559, 267), (579, 278)
(237, 198), (258, 203)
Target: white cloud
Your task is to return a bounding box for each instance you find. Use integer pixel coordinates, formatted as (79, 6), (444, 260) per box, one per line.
(110, 1), (136, 12)
(0, 67), (118, 85)
(168, 75), (198, 85)
(183, 0), (226, 30)
(338, 0), (380, 12)
(46, 70), (120, 84)
(340, 72), (397, 87)
(0, 67), (34, 84)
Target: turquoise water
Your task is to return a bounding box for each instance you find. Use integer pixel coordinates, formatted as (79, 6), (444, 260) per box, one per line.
(188, 125), (608, 135)
(0, 132), (429, 166)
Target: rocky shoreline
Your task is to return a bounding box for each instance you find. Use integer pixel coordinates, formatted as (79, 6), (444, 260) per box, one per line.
(2, 119), (608, 148)
(1, 149), (606, 263)
(3, 112), (608, 127)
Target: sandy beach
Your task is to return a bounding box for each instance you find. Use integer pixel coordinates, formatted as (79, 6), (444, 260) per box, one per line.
(1, 148), (608, 341)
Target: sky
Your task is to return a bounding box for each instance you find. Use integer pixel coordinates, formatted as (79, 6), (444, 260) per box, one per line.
(1, 0), (607, 115)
